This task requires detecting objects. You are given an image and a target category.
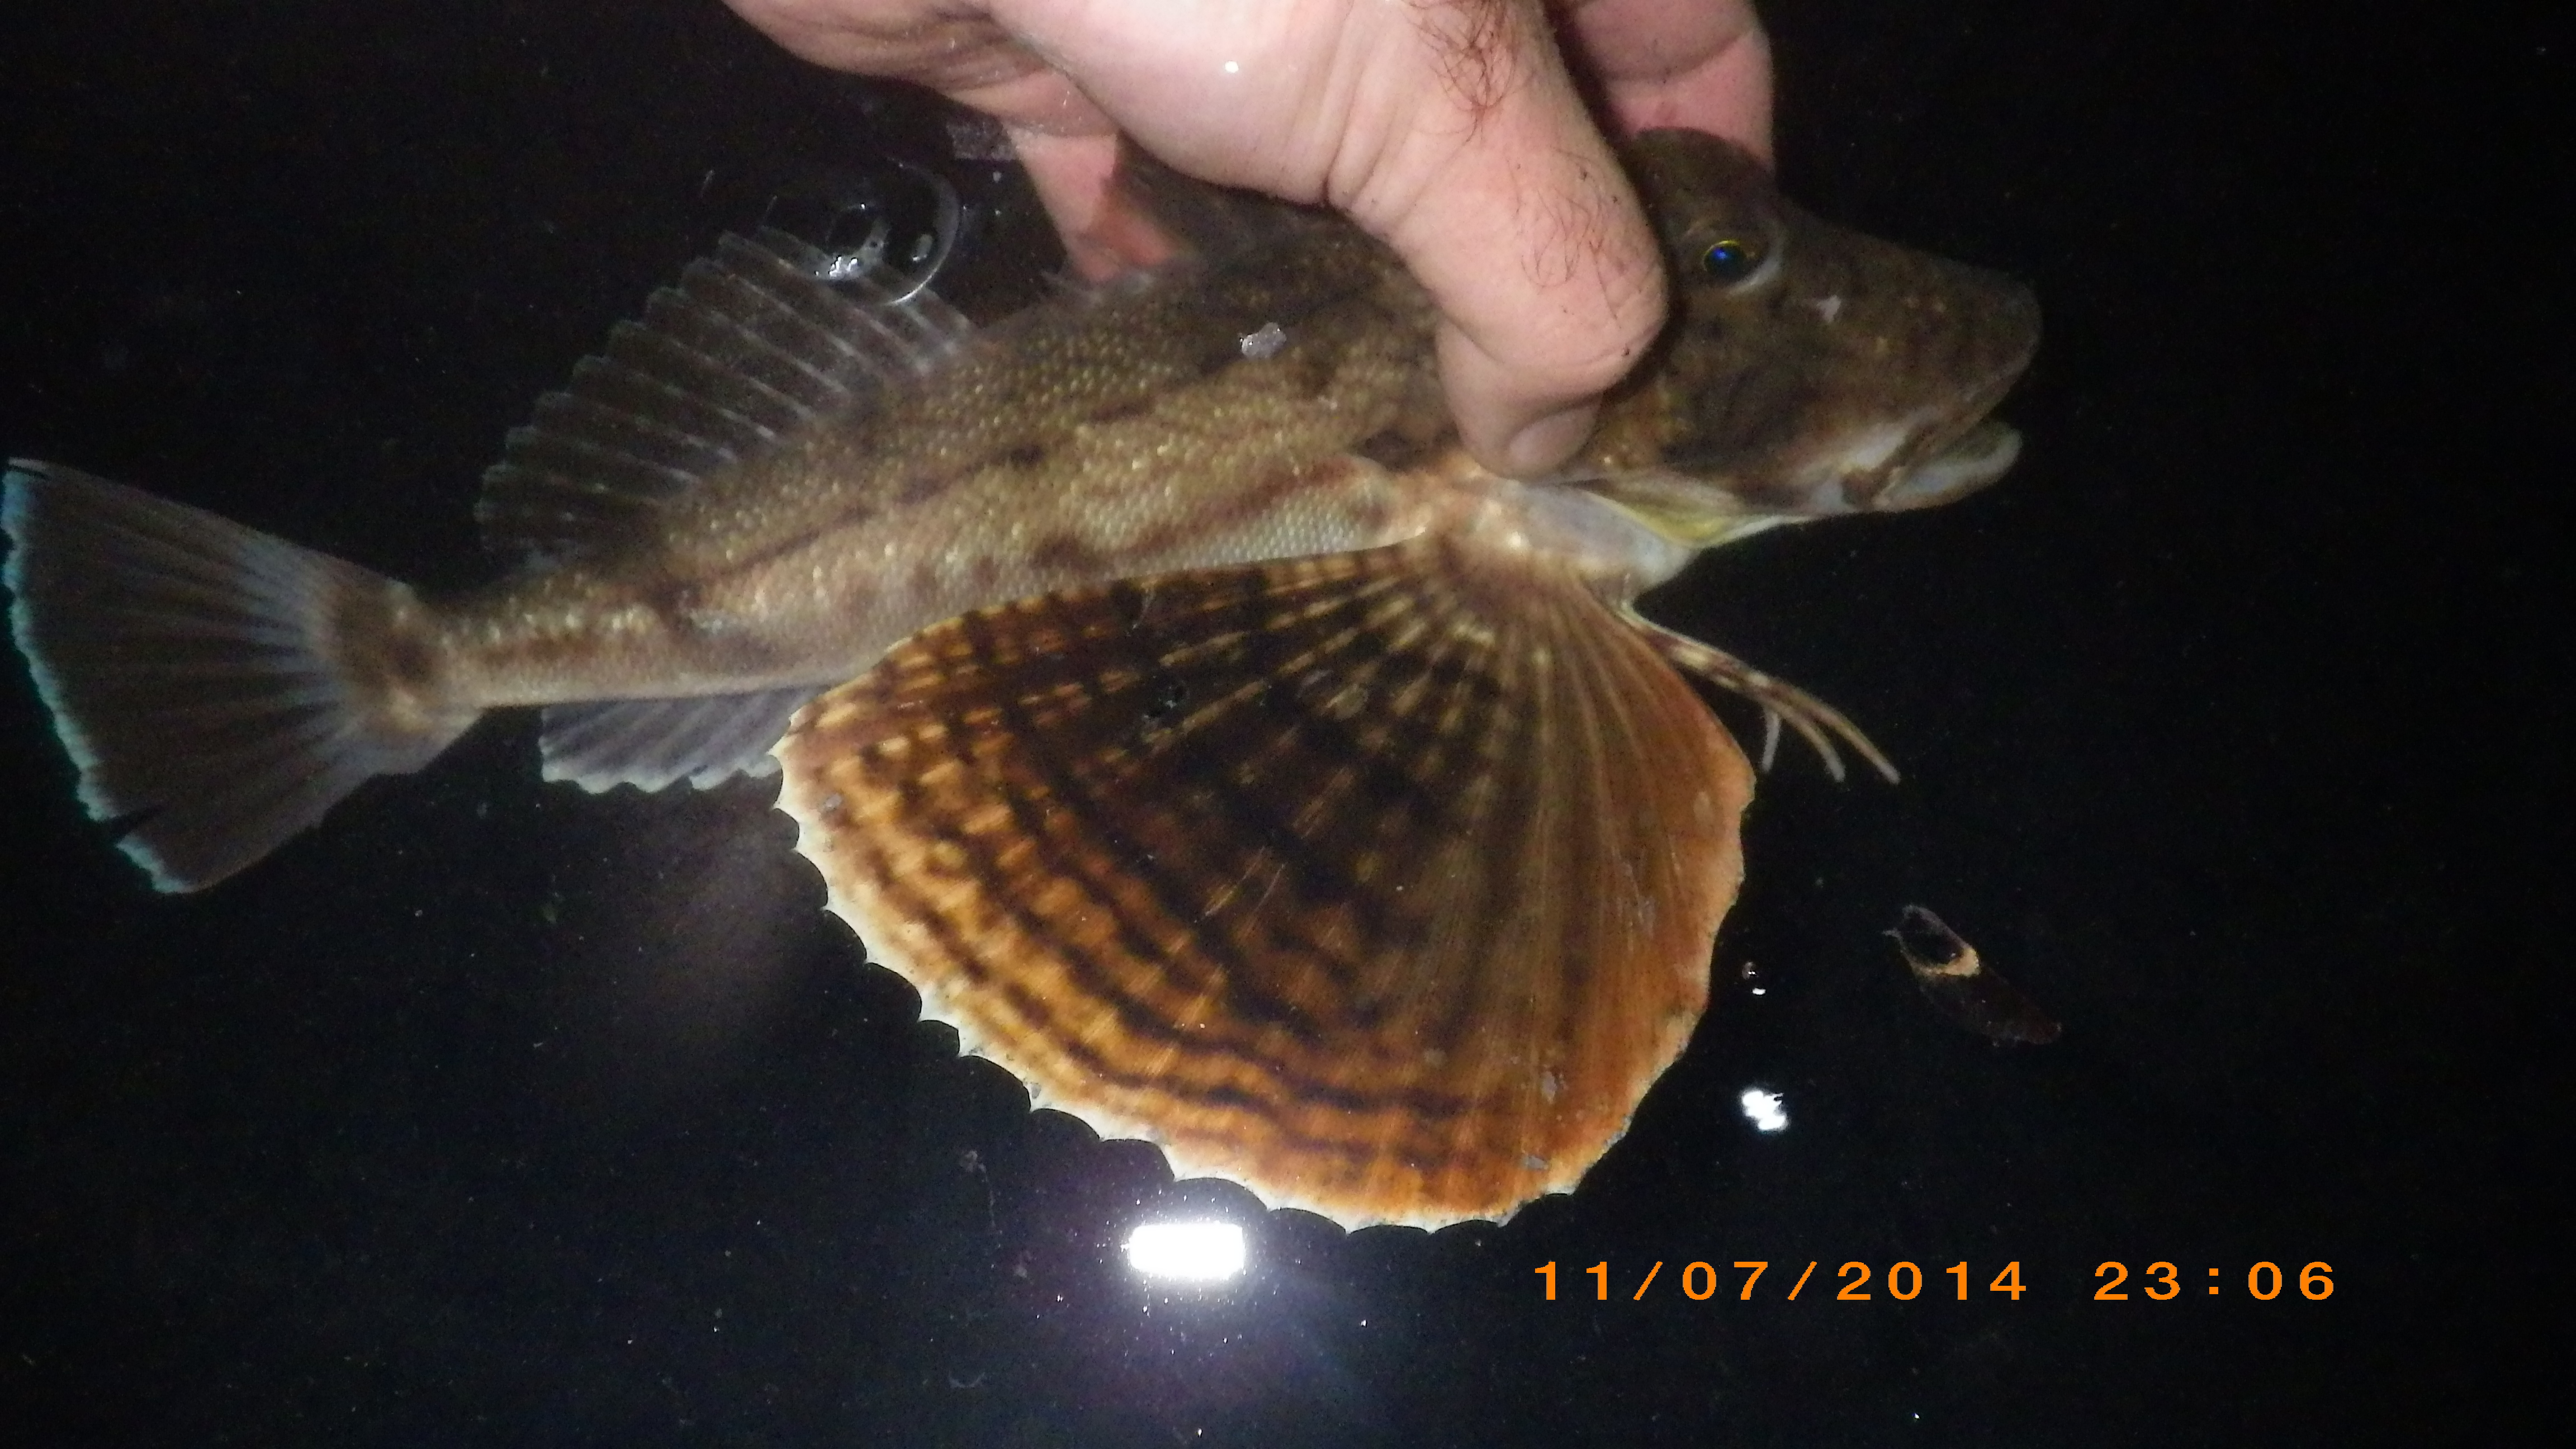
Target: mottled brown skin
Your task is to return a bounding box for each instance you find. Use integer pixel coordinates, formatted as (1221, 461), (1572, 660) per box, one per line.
(385, 132), (2037, 725)
(425, 208), (1439, 713)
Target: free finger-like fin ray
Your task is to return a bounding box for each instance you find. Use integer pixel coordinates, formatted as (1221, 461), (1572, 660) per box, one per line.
(774, 536), (1757, 1229)
(1621, 607), (1900, 784)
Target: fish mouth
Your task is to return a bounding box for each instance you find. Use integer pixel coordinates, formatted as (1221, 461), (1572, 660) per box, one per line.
(1876, 262), (2040, 510)
(1873, 297), (2038, 511)
(1878, 417), (2023, 512)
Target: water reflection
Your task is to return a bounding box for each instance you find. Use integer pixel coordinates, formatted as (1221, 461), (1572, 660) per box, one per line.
(1738, 1086), (1790, 1134)
(1124, 1220), (1249, 1285)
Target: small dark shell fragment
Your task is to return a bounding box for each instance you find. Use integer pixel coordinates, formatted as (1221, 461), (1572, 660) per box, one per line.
(1888, 906), (2061, 1045)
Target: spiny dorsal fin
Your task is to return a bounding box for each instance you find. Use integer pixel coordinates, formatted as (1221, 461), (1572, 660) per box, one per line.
(773, 534), (1755, 1230)
(476, 230), (972, 560)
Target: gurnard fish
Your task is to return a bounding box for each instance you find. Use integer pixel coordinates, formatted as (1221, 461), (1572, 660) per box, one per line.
(3, 132), (2038, 1228)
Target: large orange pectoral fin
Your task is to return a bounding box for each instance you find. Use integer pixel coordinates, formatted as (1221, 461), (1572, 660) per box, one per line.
(773, 536), (1755, 1229)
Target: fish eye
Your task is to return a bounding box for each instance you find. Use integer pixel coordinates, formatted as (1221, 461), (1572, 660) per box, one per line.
(1699, 236), (1763, 282)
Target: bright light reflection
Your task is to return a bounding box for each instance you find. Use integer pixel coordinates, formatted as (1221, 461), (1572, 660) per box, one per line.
(1739, 1087), (1790, 1134)
(1124, 1221), (1247, 1283)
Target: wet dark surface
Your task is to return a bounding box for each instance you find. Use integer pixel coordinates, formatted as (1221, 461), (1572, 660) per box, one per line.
(2, 1), (2560, 1442)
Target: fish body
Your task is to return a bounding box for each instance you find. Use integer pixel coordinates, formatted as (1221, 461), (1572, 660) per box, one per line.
(5, 131), (2037, 1227)
(433, 201), (1445, 712)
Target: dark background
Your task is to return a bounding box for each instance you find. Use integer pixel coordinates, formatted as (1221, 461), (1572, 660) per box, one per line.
(2, 1), (2563, 1443)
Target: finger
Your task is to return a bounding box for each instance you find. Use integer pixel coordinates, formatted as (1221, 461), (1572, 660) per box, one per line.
(719, 0), (1029, 91)
(1351, 5), (1670, 476)
(1010, 128), (1181, 278)
(1442, 328), (1608, 478)
(1560, 0), (1773, 155)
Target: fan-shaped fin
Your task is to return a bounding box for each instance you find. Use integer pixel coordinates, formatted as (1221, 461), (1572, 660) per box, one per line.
(540, 685), (818, 793)
(2, 462), (475, 890)
(774, 535), (1757, 1229)
(476, 230), (973, 560)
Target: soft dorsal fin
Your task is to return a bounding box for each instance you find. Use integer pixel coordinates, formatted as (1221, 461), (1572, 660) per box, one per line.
(475, 230), (972, 560)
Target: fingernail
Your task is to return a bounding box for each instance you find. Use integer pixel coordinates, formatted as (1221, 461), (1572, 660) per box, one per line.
(1502, 402), (1599, 478)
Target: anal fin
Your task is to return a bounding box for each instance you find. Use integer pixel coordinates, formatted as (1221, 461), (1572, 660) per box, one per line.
(541, 686), (818, 793)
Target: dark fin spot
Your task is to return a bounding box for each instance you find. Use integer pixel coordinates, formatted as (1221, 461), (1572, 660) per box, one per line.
(1088, 395), (1156, 427)
(1030, 534), (1108, 576)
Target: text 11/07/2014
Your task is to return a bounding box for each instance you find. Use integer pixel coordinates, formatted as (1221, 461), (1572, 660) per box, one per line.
(1531, 1260), (2338, 1302)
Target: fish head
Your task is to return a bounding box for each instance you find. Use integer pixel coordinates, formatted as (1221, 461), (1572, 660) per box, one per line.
(1579, 130), (2042, 546)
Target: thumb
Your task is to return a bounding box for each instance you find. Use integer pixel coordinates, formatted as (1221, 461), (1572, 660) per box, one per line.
(1354, 18), (1669, 477)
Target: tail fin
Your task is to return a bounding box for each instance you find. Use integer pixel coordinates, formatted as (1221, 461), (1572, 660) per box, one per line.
(3, 461), (473, 891)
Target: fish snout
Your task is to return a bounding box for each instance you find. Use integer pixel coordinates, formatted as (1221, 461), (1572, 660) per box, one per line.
(1773, 244), (2040, 518)
(1871, 264), (2040, 512)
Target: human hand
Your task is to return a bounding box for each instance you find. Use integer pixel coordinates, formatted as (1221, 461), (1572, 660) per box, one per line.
(719, 0), (1771, 477)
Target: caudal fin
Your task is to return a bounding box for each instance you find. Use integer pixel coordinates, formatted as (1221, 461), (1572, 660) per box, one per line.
(3, 461), (473, 890)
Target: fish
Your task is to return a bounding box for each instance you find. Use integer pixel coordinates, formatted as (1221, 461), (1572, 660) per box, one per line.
(3, 130), (2038, 1228)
